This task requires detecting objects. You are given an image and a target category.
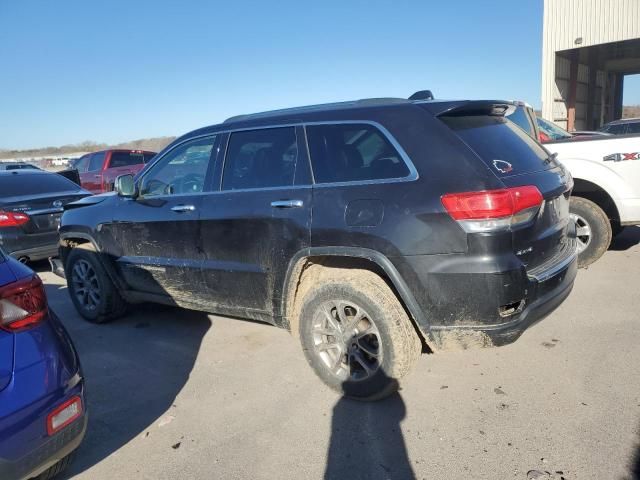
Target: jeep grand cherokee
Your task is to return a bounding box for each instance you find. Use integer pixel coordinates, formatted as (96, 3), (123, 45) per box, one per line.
(57, 96), (578, 400)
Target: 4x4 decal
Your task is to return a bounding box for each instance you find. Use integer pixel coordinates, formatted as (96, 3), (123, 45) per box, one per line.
(603, 152), (639, 162)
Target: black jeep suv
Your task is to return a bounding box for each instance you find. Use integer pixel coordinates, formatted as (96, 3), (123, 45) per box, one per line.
(58, 96), (578, 400)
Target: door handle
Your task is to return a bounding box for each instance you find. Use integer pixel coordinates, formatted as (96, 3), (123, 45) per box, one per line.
(171, 204), (196, 212)
(270, 200), (304, 208)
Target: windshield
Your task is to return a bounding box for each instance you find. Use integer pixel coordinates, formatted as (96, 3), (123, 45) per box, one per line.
(537, 117), (573, 140)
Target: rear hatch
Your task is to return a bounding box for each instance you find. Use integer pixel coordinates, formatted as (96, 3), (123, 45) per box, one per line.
(0, 254), (16, 392)
(436, 102), (573, 272)
(0, 172), (89, 234)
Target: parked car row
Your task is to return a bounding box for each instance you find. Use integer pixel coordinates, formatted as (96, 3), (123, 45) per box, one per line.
(0, 92), (636, 479)
(506, 103), (640, 267)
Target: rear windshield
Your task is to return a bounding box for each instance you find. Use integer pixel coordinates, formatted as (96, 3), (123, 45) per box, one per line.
(109, 152), (146, 168)
(0, 173), (79, 197)
(441, 115), (553, 176)
(5, 164), (38, 170)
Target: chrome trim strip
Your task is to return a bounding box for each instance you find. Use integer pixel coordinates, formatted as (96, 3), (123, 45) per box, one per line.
(27, 207), (64, 215)
(141, 120), (419, 195)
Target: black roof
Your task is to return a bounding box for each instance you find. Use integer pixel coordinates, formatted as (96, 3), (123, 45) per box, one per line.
(162, 96), (515, 154)
(0, 169), (50, 176)
(606, 117), (640, 125)
(223, 97), (414, 124)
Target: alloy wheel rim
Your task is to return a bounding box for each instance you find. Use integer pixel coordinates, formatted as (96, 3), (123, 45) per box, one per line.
(311, 300), (382, 381)
(570, 212), (592, 253)
(71, 259), (101, 311)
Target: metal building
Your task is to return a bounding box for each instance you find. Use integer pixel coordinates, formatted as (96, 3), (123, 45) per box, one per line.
(541, 0), (640, 131)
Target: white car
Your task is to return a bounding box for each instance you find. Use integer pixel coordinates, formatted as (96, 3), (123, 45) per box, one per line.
(508, 105), (640, 267)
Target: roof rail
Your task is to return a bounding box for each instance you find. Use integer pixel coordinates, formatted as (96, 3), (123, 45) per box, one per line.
(223, 97), (410, 124)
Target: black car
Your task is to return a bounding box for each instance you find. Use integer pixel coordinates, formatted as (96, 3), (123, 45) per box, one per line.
(0, 170), (90, 262)
(58, 96), (578, 400)
(599, 117), (640, 135)
(0, 163), (40, 171)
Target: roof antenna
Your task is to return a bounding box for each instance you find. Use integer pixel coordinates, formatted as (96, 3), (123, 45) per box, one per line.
(409, 90), (434, 101)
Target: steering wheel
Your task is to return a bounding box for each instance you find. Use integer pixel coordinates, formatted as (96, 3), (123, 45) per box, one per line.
(171, 173), (205, 194)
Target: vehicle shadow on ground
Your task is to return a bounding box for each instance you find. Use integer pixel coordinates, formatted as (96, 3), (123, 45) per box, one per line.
(325, 374), (415, 480)
(609, 226), (640, 251)
(40, 277), (211, 479)
(630, 427), (640, 480)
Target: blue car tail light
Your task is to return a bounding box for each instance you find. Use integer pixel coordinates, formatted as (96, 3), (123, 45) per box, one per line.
(0, 275), (47, 331)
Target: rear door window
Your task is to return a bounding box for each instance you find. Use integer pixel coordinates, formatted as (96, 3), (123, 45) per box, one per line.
(109, 151), (145, 168)
(74, 156), (90, 172)
(607, 124), (628, 134)
(87, 152), (105, 172)
(626, 122), (640, 134)
(305, 123), (410, 183)
(441, 115), (553, 177)
(222, 127), (298, 190)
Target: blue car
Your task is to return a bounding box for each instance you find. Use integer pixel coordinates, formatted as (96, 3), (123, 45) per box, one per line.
(0, 248), (86, 479)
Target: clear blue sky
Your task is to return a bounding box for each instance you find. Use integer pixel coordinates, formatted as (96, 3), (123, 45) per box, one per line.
(0, 1), (636, 150)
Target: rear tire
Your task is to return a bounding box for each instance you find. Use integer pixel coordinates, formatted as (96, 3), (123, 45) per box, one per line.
(34, 453), (73, 480)
(569, 196), (612, 268)
(65, 248), (127, 323)
(298, 269), (422, 401)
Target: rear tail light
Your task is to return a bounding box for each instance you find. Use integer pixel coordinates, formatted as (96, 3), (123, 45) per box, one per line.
(0, 211), (29, 227)
(0, 275), (48, 331)
(47, 396), (83, 436)
(442, 186), (543, 233)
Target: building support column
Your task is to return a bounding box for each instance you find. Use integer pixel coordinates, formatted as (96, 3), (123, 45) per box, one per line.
(613, 74), (624, 120)
(585, 51), (598, 130)
(567, 50), (579, 131)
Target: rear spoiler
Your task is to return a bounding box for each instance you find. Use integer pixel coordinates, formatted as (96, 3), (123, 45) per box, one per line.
(420, 100), (516, 118)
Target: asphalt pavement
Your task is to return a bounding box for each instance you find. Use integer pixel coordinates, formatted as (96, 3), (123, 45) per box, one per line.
(35, 227), (640, 480)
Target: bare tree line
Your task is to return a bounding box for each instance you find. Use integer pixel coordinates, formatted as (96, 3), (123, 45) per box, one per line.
(0, 136), (177, 160)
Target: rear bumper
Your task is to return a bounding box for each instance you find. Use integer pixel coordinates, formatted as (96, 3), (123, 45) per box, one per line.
(430, 256), (577, 348)
(0, 230), (59, 261)
(392, 245), (578, 351)
(0, 413), (87, 480)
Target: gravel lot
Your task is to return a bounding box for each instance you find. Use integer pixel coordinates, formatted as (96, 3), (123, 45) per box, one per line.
(36, 227), (640, 480)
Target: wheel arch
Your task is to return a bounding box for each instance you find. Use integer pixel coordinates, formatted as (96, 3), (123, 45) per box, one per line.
(280, 247), (435, 349)
(571, 177), (620, 226)
(60, 232), (128, 294)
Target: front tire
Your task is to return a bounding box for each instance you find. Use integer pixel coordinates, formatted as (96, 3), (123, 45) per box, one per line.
(298, 269), (421, 401)
(569, 196), (612, 268)
(65, 247), (127, 323)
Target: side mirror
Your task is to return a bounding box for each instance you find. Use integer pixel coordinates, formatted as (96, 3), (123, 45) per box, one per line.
(114, 174), (136, 197)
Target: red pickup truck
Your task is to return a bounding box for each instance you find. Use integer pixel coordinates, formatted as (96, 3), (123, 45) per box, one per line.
(74, 149), (156, 194)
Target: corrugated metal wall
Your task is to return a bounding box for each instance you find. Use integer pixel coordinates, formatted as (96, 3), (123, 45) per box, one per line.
(541, 0), (640, 129)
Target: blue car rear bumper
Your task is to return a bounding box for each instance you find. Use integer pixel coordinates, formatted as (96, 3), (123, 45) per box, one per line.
(0, 404), (86, 480)
(0, 309), (87, 480)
